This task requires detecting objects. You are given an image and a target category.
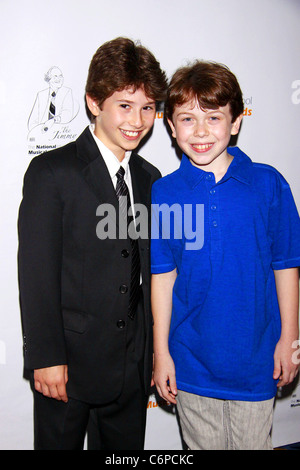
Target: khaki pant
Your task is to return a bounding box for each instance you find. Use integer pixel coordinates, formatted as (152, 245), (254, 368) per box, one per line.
(177, 390), (274, 450)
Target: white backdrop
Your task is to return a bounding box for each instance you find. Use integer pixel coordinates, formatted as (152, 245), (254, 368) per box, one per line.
(0, 0), (299, 450)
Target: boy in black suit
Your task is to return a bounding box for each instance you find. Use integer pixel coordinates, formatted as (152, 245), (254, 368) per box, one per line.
(18, 37), (167, 450)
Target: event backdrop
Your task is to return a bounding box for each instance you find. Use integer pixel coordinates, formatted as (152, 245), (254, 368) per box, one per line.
(0, 0), (299, 450)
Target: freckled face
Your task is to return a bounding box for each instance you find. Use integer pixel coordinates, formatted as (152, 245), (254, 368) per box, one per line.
(168, 101), (242, 172)
(86, 87), (156, 161)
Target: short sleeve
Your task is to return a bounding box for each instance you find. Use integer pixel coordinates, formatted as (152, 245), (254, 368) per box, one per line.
(269, 175), (300, 270)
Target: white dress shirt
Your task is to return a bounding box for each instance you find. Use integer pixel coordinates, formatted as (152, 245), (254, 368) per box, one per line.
(89, 124), (135, 214)
(89, 124), (141, 283)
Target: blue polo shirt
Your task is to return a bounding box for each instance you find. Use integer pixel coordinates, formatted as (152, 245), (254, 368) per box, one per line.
(151, 147), (300, 401)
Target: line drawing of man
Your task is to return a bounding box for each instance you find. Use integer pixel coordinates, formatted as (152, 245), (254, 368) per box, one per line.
(27, 66), (78, 134)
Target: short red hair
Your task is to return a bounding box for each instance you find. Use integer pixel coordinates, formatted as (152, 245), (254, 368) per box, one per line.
(165, 61), (244, 122)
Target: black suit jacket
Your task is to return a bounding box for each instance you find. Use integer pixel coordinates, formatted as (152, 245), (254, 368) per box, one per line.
(18, 126), (161, 404)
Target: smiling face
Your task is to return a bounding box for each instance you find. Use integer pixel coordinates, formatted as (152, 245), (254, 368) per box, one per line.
(86, 87), (156, 161)
(49, 67), (64, 90)
(168, 100), (242, 177)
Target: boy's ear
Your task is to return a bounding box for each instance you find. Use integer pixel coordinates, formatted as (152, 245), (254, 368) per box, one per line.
(167, 118), (177, 138)
(231, 114), (243, 136)
(86, 94), (100, 117)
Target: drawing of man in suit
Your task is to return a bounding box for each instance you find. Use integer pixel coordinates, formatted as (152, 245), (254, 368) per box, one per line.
(18, 37), (167, 450)
(27, 66), (77, 135)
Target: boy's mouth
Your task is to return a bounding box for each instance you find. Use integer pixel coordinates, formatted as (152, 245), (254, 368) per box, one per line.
(120, 129), (142, 140)
(191, 143), (214, 152)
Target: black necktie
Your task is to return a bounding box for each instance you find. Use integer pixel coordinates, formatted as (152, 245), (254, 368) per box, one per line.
(49, 91), (56, 119)
(116, 166), (140, 319)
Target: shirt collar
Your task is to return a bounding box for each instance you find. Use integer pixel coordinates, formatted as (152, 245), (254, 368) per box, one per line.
(226, 146), (253, 185)
(89, 123), (131, 179)
(180, 146), (253, 188)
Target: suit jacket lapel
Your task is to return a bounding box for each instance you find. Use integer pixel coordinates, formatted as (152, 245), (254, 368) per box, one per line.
(76, 127), (152, 241)
(129, 154), (151, 207)
(76, 127), (125, 236)
(77, 128), (117, 204)
(77, 128), (151, 206)
(130, 154), (152, 247)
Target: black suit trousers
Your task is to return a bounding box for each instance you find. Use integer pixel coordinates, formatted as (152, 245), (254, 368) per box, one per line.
(33, 293), (148, 450)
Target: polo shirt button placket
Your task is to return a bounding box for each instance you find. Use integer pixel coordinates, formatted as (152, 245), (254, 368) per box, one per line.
(206, 175), (220, 248)
(209, 187), (218, 228)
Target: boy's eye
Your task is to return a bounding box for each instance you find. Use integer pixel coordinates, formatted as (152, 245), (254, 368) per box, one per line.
(208, 115), (223, 122)
(120, 104), (130, 109)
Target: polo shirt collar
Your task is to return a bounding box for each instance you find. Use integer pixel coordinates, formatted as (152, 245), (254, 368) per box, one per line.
(180, 146), (253, 188)
(180, 153), (206, 188)
(226, 146), (252, 185)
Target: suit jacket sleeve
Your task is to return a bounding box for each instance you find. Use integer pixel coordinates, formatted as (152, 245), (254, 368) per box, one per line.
(18, 156), (67, 370)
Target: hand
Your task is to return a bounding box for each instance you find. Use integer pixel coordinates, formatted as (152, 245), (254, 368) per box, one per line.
(153, 353), (177, 404)
(273, 337), (299, 387)
(34, 365), (68, 402)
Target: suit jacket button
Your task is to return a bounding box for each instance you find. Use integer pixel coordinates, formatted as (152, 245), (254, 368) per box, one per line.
(119, 284), (128, 294)
(121, 249), (129, 258)
(117, 320), (126, 329)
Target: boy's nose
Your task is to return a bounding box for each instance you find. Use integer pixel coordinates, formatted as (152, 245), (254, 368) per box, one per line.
(194, 122), (209, 137)
(130, 110), (143, 128)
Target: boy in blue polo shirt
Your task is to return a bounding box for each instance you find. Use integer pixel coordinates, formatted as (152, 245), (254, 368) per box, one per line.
(151, 61), (300, 450)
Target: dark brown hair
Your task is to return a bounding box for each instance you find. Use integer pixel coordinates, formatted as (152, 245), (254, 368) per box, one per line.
(86, 37), (167, 109)
(165, 61), (244, 122)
